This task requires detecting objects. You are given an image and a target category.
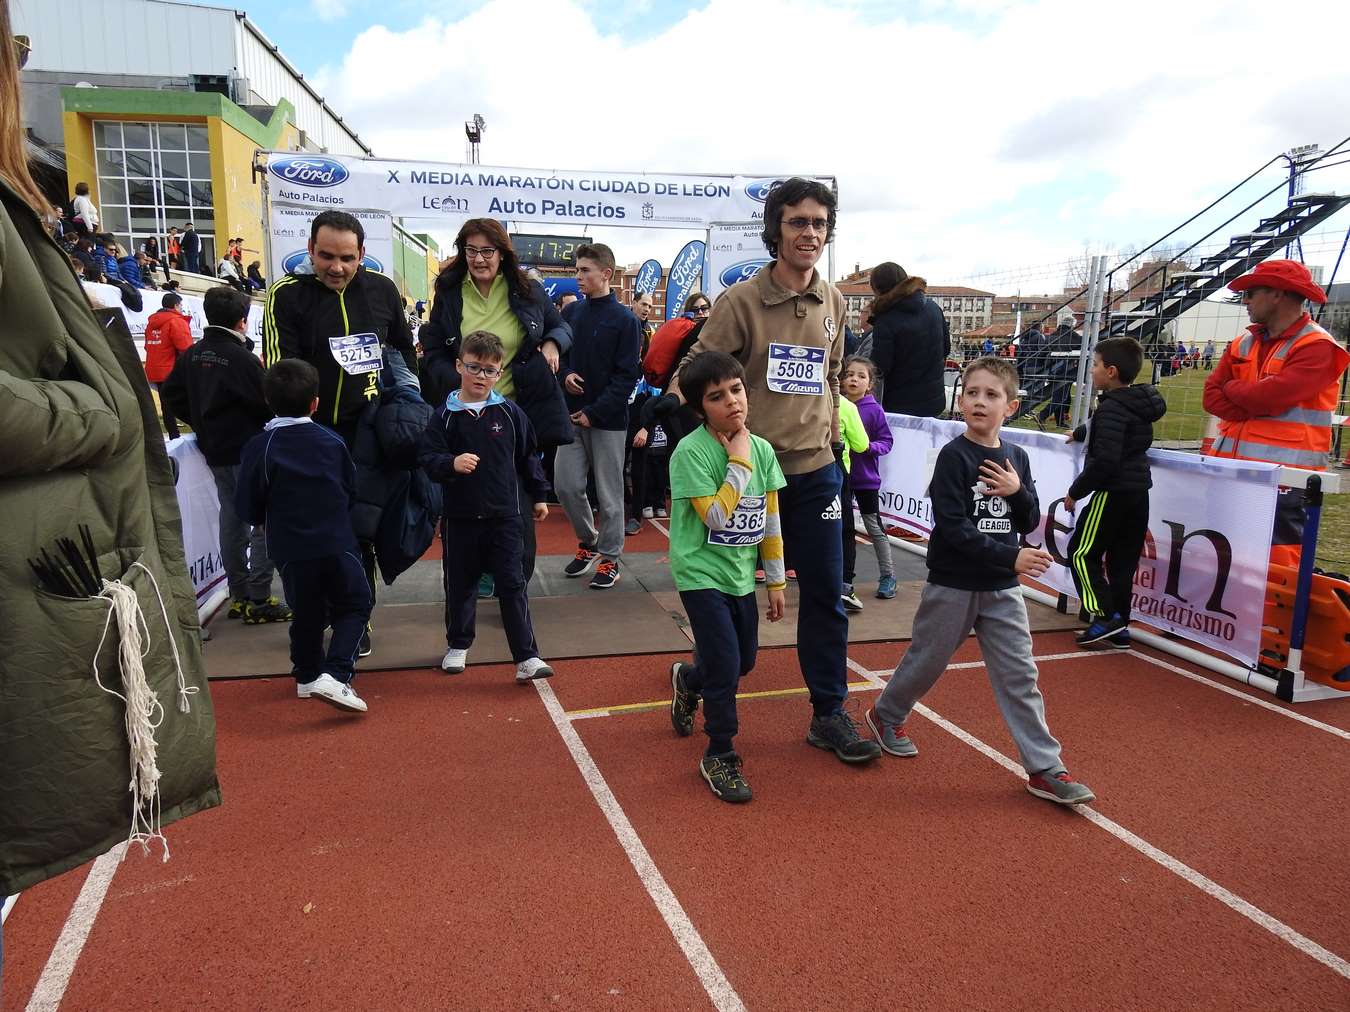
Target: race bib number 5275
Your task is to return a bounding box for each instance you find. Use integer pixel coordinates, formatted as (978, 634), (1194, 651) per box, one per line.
(328, 333), (382, 376)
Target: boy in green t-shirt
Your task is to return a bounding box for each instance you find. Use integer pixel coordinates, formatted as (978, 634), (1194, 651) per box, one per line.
(667, 351), (787, 803)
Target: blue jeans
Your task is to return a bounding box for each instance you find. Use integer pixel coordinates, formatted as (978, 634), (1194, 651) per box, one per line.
(781, 462), (848, 715)
(679, 588), (759, 752)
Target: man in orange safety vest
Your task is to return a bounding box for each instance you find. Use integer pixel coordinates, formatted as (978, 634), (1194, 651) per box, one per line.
(1203, 259), (1349, 567)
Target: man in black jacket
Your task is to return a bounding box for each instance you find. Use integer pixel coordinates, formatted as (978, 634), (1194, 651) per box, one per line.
(556, 243), (642, 589)
(868, 262), (951, 417)
(179, 221), (202, 274)
(262, 210), (417, 447)
(162, 286), (290, 624)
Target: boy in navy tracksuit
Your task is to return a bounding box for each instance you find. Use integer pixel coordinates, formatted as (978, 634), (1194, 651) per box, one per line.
(420, 330), (555, 683)
(236, 359), (373, 713)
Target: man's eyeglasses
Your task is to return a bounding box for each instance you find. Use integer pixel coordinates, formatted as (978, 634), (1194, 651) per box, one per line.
(782, 216), (829, 234)
(693, 304), (711, 314)
(461, 362), (502, 379)
(464, 245), (499, 261)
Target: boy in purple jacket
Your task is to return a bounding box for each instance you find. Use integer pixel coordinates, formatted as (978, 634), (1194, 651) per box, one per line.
(842, 356), (896, 597)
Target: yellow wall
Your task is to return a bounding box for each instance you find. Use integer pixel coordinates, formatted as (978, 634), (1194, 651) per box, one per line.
(208, 117), (297, 272)
(61, 111), (97, 202)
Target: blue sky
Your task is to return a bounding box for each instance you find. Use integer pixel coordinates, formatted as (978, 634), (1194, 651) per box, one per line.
(217, 0), (1350, 293)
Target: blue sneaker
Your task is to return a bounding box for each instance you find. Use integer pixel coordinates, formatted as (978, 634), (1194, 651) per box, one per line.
(875, 576), (897, 599)
(477, 573), (495, 599)
(1076, 613), (1125, 647)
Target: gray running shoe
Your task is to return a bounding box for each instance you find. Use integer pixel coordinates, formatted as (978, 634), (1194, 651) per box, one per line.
(1026, 770), (1095, 806)
(865, 707), (918, 758)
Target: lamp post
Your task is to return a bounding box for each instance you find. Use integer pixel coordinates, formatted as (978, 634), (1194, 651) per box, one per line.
(465, 114), (485, 165)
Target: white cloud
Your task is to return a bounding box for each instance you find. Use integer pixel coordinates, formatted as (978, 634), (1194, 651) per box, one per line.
(311, 0), (1350, 294)
(309, 0), (351, 25)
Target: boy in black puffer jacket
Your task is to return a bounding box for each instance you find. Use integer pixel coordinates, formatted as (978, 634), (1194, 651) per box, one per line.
(1063, 337), (1167, 649)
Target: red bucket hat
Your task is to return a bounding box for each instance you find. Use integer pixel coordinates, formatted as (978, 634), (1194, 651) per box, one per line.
(1227, 259), (1327, 304)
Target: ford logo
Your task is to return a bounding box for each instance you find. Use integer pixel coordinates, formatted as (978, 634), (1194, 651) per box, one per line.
(744, 178), (784, 202)
(269, 155), (350, 188)
(789, 347), (808, 357)
(719, 260), (769, 288)
(282, 250), (384, 273)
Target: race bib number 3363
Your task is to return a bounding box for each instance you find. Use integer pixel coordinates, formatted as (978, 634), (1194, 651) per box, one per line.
(766, 343), (826, 396)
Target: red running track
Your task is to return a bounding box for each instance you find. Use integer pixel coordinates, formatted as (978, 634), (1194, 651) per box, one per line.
(4, 635), (1348, 1009)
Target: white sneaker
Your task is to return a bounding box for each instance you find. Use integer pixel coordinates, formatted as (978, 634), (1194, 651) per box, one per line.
(640, 507), (654, 519)
(655, 507), (668, 518)
(304, 673), (367, 713)
(515, 657), (555, 682)
(441, 648), (468, 674)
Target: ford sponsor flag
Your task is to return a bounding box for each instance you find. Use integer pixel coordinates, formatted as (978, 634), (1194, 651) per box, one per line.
(539, 276), (581, 302)
(705, 222), (768, 302)
(664, 240), (706, 321)
(635, 259), (663, 296)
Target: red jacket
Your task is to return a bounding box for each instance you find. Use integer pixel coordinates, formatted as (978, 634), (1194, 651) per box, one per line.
(143, 308), (194, 382)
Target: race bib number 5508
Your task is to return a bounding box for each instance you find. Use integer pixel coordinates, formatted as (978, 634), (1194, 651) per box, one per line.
(766, 343), (826, 396)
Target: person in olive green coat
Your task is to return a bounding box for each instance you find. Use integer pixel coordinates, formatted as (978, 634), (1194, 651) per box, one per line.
(0, 4), (220, 898)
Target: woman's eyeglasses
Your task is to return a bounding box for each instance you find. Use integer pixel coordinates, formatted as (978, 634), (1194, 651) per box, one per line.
(461, 362), (502, 379)
(464, 245), (499, 261)
(693, 304), (711, 314)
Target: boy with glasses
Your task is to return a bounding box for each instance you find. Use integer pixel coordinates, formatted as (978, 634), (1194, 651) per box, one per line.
(673, 178), (881, 765)
(420, 331), (555, 682)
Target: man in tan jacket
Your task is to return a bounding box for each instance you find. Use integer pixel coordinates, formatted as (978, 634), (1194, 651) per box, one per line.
(675, 177), (880, 764)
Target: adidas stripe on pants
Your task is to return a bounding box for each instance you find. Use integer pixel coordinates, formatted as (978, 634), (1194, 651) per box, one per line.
(1066, 489), (1149, 622)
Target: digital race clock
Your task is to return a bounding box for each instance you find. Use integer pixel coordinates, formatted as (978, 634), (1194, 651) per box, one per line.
(510, 233), (589, 267)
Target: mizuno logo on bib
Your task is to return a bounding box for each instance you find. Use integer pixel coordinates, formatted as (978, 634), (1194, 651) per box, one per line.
(708, 494), (765, 547)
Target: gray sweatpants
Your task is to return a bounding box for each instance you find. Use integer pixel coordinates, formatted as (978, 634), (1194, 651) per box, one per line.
(554, 425), (627, 560)
(210, 463), (276, 602)
(873, 583), (1064, 776)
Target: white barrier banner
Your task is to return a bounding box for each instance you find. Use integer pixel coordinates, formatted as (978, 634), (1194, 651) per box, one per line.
(876, 414), (1281, 666)
(83, 281), (266, 360)
(261, 152), (833, 230)
(167, 435), (228, 623)
(705, 221), (770, 303)
(266, 202), (395, 286)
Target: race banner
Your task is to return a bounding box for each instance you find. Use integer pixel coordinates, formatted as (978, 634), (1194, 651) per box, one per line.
(705, 221), (770, 303)
(167, 435), (229, 623)
(266, 202), (394, 284)
(635, 258), (663, 296)
(875, 414), (1281, 666)
(261, 152), (832, 230)
(665, 240), (706, 321)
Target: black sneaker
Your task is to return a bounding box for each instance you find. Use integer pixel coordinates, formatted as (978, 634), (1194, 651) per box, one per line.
(700, 752), (752, 803)
(227, 598), (247, 620)
(841, 585), (864, 613)
(563, 545), (600, 578)
(242, 597), (293, 624)
(670, 662), (699, 736)
(1107, 629), (1131, 650)
(589, 558), (621, 589)
(1077, 614), (1126, 647)
(358, 627), (372, 658)
(807, 710), (882, 764)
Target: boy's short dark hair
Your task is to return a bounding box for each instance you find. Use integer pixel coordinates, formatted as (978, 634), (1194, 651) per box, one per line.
(203, 285), (251, 328)
(575, 242), (616, 274)
(310, 209), (365, 248)
(679, 351), (746, 415)
(1094, 337), (1143, 384)
(761, 177), (837, 259)
(460, 330), (505, 362)
(962, 356), (1020, 400)
(843, 354), (879, 386)
(264, 359), (320, 418)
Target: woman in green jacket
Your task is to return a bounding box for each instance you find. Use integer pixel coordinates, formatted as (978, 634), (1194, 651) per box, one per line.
(0, 2), (220, 907)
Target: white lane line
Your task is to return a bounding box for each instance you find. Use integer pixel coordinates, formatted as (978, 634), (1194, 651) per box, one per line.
(850, 650), (1115, 680)
(532, 679), (746, 1012)
(1125, 649), (1350, 742)
(893, 687), (1350, 982)
(25, 844), (126, 1012)
(648, 518), (671, 539)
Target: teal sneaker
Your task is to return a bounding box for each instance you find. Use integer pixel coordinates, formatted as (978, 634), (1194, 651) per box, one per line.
(700, 752), (751, 803)
(477, 573), (495, 599)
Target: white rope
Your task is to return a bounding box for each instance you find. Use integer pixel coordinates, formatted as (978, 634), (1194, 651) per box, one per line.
(89, 562), (196, 863)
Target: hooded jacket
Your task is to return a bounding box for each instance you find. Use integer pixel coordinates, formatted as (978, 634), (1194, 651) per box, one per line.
(143, 306), (193, 383)
(161, 325), (272, 466)
(262, 259), (416, 438)
(870, 275), (951, 417)
(1068, 384), (1168, 499)
(0, 177), (219, 896)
